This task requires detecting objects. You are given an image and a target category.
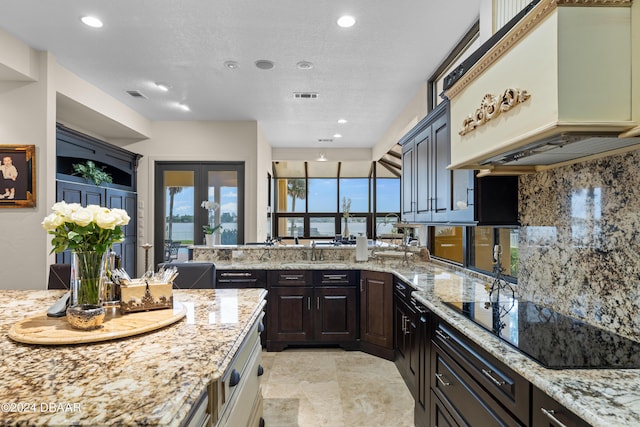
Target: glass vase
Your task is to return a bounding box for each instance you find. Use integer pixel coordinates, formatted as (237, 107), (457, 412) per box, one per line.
(71, 251), (108, 306)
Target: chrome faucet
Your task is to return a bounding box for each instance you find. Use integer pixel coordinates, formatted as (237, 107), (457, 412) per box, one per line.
(311, 241), (317, 261)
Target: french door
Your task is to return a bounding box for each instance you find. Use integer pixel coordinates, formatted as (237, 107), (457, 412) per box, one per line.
(154, 162), (244, 268)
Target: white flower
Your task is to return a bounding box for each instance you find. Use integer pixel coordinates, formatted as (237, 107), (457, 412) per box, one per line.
(110, 208), (131, 226)
(95, 211), (120, 230)
(70, 207), (94, 227)
(41, 212), (65, 231)
(201, 200), (220, 211)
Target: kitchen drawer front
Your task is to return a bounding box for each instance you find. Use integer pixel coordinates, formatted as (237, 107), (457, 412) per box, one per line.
(314, 270), (357, 286)
(216, 270), (266, 288)
(431, 344), (523, 427)
(532, 386), (591, 427)
(432, 317), (529, 423)
(393, 277), (416, 300)
(268, 270), (312, 286)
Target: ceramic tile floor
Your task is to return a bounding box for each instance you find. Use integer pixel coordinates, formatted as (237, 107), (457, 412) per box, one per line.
(261, 348), (414, 427)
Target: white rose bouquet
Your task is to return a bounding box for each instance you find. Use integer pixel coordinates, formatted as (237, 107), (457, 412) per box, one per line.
(42, 201), (130, 254)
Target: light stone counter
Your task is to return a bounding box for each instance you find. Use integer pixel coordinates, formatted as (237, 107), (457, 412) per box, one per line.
(0, 288), (266, 426)
(194, 245), (640, 427)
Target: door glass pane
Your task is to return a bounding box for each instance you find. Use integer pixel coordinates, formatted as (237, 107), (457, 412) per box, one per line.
(208, 170), (238, 245)
(452, 170), (470, 211)
(308, 178), (337, 212)
(164, 170), (194, 261)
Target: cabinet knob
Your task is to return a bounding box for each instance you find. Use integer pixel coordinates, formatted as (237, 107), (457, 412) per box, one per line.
(229, 369), (241, 387)
(257, 365), (264, 377)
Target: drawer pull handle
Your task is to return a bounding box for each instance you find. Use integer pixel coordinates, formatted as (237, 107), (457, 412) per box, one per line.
(283, 275), (301, 280)
(221, 272), (252, 277)
(404, 317), (411, 335)
(229, 369), (241, 387)
(540, 408), (569, 427)
(481, 369), (505, 387)
(324, 275), (346, 280)
(434, 373), (450, 387)
(257, 365), (264, 377)
(435, 329), (450, 341)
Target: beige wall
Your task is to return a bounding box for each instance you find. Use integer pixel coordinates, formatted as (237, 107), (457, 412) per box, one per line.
(0, 49), (56, 289)
(125, 120), (268, 271)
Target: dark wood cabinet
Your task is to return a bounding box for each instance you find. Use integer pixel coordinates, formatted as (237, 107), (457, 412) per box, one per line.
(394, 278), (420, 397)
(415, 300), (430, 427)
(266, 270), (357, 351)
(399, 101), (518, 225)
(360, 270), (394, 360)
(55, 125), (141, 276)
(532, 386), (591, 427)
(55, 181), (137, 276)
(216, 269), (266, 288)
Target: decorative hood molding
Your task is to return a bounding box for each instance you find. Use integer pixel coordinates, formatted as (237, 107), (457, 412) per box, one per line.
(445, 0), (638, 173)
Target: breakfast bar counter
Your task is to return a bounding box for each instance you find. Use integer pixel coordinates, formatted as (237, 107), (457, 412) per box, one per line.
(0, 288), (266, 426)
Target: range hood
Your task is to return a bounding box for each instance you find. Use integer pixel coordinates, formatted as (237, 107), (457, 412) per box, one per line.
(445, 0), (640, 175)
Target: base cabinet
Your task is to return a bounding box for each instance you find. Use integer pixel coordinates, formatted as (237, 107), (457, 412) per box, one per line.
(532, 386), (591, 427)
(360, 270), (394, 360)
(266, 270), (357, 351)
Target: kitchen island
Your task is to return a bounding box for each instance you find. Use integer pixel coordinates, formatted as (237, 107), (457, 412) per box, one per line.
(0, 288), (266, 426)
(193, 244), (640, 426)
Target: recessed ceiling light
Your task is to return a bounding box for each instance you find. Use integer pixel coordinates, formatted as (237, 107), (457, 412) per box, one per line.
(337, 119), (348, 124)
(81, 16), (103, 28)
(224, 61), (239, 70)
(337, 15), (356, 28)
(255, 60), (275, 70)
(333, 134), (343, 138)
(296, 61), (314, 70)
(177, 103), (190, 112)
(155, 82), (170, 92)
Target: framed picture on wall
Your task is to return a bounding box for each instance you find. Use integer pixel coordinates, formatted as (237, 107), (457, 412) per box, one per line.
(0, 145), (36, 208)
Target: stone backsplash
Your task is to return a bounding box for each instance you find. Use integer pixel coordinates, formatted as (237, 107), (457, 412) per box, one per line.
(518, 149), (640, 341)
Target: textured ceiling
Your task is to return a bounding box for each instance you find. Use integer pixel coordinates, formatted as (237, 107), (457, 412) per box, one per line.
(0, 0), (480, 149)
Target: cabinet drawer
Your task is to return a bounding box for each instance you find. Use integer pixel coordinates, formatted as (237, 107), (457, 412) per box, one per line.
(431, 345), (523, 426)
(217, 270), (266, 288)
(268, 270), (311, 286)
(432, 318), (529, 423)
(314, 270), (357, 286)
(532, 386), (591, 427)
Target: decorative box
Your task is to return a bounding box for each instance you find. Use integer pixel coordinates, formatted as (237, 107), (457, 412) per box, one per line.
(119, 280), (173, 314)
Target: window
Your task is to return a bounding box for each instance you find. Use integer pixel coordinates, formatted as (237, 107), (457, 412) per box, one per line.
(272, 163), (400, 239)
(154, 162), (244, 266)
(431, 226), (464, 264)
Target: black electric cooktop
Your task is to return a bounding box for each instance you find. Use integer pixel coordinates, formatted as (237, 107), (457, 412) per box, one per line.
(445, 295), (640, 369)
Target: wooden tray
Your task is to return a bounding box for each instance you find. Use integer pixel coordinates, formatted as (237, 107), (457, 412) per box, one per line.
(8, 303), (187, 345)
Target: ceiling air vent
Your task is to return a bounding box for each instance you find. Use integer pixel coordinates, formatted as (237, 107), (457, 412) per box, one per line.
(317, 138), (333, 143)
(293, 92), (318, 100)
(126, 90), (147, 99)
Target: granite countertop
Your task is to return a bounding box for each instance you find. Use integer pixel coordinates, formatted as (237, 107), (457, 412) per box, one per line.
(209, 256), (640, 427)
(0, 288), (266, 426)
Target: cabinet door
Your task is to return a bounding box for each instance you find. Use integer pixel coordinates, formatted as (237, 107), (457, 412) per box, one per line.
(415, 310), (430, 427)
(532, 386), (591, 427)
(415, 128), (432, 222)
(267, 287), (313, 343)
(106, 188), (137, 276)
(401, 141), (415, 222)
(314, 286), (357, 342)
(360, 271), (393, 351)
(430, 111), (452, 222)
(430, 391), (458, 427)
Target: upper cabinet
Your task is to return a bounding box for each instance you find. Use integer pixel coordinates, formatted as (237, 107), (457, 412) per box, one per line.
(55, 124), (142, 276)
(400, 101), (518, 225)
(445, 0), (640, 174)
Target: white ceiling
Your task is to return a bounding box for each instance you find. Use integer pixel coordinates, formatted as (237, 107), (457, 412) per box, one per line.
(0, 0), (480, 150)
